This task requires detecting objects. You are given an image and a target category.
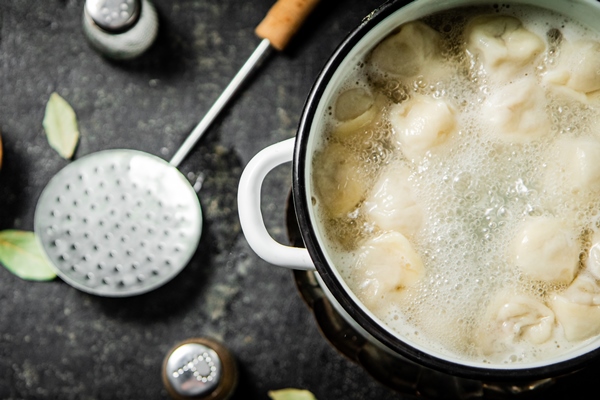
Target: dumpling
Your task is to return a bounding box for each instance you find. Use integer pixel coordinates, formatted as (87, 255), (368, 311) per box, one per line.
(331, 92), (389, 141)
(510, 216), (580, 284)
(476, 291), (555, 358)
(351, 231), (424, 313)
(544, 136), (600, 197)
(549, 275), (600, 341)
(334, 87), (375, 122)
(362, 162), (423, 239)
(465, 15), (545, 82)
(368, 21), (444, 82)
(586, 232), (600, 280)
(312, 142), (369, 218)
(543, 39), (600, 99)
(389, 94), (457, 161)
(481, 77), (551, 142)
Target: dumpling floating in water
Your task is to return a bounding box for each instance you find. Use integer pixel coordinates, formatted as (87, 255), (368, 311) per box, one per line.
(586, 232), (600, 280)
(544, 136), (600, 198)
(368, 21), (445, 82)
(312, 142), (370, 218)
(362, 161), (423, 239)
(331, 91), (389, 143)
(481, 77), (551, 143)
(475, 291), (555, 360)
(351, 231), (424, 314)
(543, 39), (600, 101)
(465, 15), (545, 83)
(550, 275), (600, 341)
(389, 94), (457, 161)
(510, 216), (580, 285)
(334, 87), (375, 123)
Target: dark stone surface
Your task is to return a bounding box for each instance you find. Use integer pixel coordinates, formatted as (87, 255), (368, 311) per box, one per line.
(1, 1), (600, 400)
(0, 1), (405, 399)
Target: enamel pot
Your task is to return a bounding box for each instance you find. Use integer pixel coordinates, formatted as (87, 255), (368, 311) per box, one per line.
(238, 0), (600, 382)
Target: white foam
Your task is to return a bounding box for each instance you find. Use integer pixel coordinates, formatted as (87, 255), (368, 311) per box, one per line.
(313, 4), (600, 364)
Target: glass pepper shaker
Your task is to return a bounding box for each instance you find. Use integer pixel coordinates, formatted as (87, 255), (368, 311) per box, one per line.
(162, 338), (238, 400)
(83, 0), (159, 60)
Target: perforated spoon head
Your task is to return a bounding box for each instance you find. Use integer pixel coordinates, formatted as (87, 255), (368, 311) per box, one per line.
(34, 149), (202, 297)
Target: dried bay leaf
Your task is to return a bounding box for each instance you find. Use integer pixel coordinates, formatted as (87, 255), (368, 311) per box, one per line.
(0, 230), (56, 281)
(43, 92), (79, 159)
(268, 389), (317, 400)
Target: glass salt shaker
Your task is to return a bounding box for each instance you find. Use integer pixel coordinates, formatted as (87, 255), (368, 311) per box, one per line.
(162, 338), (238, 400)
(83, 0), (159, 60)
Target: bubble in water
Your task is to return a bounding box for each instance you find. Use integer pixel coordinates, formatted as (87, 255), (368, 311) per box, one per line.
(452, 171), (472, 192)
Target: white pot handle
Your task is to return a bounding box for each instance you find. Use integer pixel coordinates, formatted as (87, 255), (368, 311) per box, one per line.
(238, 137), (315, 271)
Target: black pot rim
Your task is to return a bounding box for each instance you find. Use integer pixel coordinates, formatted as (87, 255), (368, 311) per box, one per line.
(292, 0), (600, 382)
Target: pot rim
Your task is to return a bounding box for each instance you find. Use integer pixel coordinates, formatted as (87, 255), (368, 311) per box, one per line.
(292, 0), (600, 381)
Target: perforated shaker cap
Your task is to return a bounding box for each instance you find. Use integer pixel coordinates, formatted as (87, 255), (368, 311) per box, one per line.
(85, 0), (141, 33)
(162, 338), (238, 400)
(83, 0), (158, 60)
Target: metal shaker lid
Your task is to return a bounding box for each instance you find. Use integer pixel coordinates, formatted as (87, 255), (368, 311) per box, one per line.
(82, 0), (158, 60)
(162, 338), (237, 400)
(85, 0), (141, 33)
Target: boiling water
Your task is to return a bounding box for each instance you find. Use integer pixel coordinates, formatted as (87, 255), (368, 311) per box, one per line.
(312, 4), (600, 363)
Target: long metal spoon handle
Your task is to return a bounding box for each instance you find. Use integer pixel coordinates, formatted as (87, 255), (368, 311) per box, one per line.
(169, 0), (321, 168)
(169, 38), (273, 168)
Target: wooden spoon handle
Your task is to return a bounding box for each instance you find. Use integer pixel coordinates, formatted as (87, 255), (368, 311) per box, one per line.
(255, 0), (321, 51)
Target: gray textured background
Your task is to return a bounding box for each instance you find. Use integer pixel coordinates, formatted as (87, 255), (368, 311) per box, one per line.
(1, 1), (599, 399)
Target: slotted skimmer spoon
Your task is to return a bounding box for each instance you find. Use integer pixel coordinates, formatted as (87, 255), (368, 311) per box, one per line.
(34, 0), (320, 297)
